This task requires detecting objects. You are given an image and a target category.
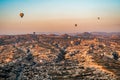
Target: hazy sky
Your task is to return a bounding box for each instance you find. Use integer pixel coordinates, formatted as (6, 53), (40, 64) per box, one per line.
(0, 0), (120, 34)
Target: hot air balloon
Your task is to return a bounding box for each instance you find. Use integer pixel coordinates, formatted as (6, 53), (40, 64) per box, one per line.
(19, 13), (24, 18)
(75, 24), (77, 27)
(97, 17), (100, 20)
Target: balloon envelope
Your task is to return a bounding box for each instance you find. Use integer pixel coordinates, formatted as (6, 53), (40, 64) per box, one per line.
(20, 13), (24, 18)
(75, 24), (77, 27)
(98, 17), (100, 20)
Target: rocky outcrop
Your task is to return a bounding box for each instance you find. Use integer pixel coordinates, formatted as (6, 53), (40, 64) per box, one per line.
(0, 34), (120, 80)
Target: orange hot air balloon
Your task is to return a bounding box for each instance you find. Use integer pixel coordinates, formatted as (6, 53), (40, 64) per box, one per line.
(19, 13), (24, 18)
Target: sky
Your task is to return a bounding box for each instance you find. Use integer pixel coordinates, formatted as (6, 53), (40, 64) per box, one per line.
(0, 0), (120, 35)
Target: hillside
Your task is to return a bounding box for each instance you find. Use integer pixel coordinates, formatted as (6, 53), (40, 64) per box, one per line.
(0, 33), (120, 80)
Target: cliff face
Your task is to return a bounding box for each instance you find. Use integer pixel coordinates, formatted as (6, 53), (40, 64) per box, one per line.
(0, 34), (120, 80)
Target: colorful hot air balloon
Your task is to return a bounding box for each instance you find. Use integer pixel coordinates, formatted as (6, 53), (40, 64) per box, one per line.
(19, 13), (24, 18)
